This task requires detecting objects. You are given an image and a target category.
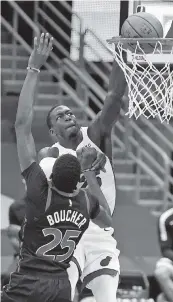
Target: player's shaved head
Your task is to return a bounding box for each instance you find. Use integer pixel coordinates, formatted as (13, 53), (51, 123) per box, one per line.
(51, 154), (81, 193)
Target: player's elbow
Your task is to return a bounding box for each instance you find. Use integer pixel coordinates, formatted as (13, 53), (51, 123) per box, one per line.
(15, 119), (28, 133)
(107, 91), (122, 103)
(15, 119), (24, 129)
(108, 82), (126, 99)
(15, 111), (33, 129)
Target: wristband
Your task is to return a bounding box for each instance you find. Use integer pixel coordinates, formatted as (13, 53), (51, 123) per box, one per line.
(27, 67), (40, 73)
(82, 168), (92, 173)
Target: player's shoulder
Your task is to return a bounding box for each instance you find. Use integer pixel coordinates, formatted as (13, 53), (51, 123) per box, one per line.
(22, 162), (41, 178)
(38, 146), (59, 162)
(9, 199), (25, 214)
(38, 147), (50, 162)
(9, 198), (26, 225)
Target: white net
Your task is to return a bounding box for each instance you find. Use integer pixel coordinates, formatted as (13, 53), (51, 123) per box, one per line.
(108, 40), (173, 123)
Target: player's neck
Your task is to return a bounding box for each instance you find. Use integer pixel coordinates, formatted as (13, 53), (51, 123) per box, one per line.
(58, 130), (83, 150)
(52, 186), (79, 197)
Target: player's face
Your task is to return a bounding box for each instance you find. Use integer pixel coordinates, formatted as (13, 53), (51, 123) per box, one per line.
(50, 106), (80, 139)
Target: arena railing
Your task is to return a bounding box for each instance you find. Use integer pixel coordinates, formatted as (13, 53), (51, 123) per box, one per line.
(1, 12), (60, 80)
(7, 1), (64, 69)
(139, 118), (173, 152)
(4, 1), (39, 81)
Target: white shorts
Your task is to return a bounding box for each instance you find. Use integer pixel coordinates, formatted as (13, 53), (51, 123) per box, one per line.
(71, 222), (120, 289)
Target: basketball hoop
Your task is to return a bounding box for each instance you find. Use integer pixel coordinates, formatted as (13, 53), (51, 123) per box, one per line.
(106, 37), (173, 123)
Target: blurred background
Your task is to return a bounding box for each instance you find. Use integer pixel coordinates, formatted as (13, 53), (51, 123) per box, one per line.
(1, 0), (173, 301)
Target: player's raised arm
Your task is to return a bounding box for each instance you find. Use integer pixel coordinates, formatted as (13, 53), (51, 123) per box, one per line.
(77, 147), (112, 228)
(88, 58), (126, 147)
(15, 33), (53, 172)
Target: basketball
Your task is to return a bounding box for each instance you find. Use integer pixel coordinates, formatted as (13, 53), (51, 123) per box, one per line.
(121, 12), (164, 53)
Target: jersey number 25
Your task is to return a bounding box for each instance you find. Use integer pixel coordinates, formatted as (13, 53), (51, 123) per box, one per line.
(36, 228), (81, 262)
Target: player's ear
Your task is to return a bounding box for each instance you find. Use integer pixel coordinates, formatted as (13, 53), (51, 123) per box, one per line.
(49, 128), (54, 135)
(49, 128), (58, 142)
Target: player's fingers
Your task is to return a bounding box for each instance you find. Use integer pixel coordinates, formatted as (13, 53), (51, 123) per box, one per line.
(91, 160), (101, 171)
(96, 157), (106, 172)
(42, 32), (49, 54)
(91, 153), (105, 166)
(91, 154), (106, 171)
(92, 162), (103, 171)
(91, 155), (101, 169)
(46, 36), (54, 55)
(34, 37), (38, 50)
(37, 33), (44, 52)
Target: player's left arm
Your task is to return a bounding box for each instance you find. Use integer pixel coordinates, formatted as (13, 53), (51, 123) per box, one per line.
(15, 33), (53, 173)
(88, 59), (126, 148)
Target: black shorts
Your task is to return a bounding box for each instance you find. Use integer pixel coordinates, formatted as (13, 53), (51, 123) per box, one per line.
(1, 271), (71, 302)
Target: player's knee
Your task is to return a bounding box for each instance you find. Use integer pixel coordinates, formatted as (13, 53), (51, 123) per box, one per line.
(91, 273), (119, 289)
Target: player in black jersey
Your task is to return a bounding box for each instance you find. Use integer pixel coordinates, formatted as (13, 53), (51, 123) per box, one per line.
(1, 33), (111, 302)
(154, 207), (173, 302)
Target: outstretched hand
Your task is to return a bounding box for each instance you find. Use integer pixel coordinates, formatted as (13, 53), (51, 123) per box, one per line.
(28, 33), (53, 70)
(77, 147), (97, 172)
(77, 147), (106, 173)
(91, 151), (106, 173)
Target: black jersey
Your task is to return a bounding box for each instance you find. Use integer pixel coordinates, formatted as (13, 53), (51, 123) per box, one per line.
(18, 162), (91, 274)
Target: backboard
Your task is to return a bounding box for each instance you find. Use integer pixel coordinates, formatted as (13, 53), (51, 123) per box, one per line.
(127, 1), (173, 67)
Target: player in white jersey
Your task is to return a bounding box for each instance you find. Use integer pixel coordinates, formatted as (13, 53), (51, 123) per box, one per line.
(39, 57), (126, 302)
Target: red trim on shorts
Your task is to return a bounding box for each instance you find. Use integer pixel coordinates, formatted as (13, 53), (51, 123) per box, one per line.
(81, 268), (118, 291)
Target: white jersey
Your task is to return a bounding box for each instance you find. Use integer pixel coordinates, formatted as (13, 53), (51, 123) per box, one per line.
(40, 127), (116, 232)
